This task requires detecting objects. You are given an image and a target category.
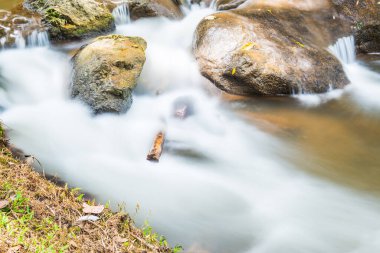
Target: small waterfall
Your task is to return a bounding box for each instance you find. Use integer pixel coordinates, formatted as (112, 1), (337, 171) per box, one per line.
(329, 35), (356, 64)
(210, 0), (217, 9)
(0, 37), (6, 49)
(26, 30), (50, 48)
(112, 3), (131, 25)
(13, 30), (26, 49)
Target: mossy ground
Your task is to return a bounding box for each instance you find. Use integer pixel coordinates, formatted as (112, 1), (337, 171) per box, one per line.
(0, 123), (178, 253)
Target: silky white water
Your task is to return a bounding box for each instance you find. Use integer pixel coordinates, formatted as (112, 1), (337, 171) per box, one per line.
(112, 2), (131, 25)
(1, 6), (380, 253)
(295, 36), (380, 110)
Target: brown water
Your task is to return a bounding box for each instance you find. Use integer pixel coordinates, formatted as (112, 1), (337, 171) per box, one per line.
(229, 57), (380, 194)
(0, 0), (22, 10)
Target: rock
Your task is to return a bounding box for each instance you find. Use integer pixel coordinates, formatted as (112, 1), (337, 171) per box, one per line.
(23, 0), (115, 40)
(212, 0), (248, 10)
(127, 0), (183, 20)
(356, 24), (380, 54)
(71, 35), (147, 114)
(194, 8), (349, 96)
(330, 0), (380, 54)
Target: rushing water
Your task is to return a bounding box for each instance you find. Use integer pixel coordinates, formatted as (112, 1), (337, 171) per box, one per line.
(112, 2), (131, 25)
(1, 4), (380, 253)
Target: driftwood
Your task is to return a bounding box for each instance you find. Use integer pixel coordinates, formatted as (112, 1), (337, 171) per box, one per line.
(146, 97), (195, 162)
(146, 131), (165, 162)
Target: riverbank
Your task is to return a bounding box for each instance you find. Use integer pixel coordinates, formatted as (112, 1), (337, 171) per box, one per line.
(0, 123), (175, 253)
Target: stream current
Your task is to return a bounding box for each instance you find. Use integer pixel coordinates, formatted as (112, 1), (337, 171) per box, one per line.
(1, 3), (380, 253)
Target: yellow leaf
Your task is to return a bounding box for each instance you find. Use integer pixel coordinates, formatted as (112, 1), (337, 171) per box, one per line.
(293, 40), (305, 48)
(241, 42), (255, 51)
(232, 68), (236, 75)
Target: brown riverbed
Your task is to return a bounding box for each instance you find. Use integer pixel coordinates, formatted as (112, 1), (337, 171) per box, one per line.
(226, 56), (380, 195)
(0, 0), (22, 10)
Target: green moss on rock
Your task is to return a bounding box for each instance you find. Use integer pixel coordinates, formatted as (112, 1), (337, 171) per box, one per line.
(24, 0), (115, 40)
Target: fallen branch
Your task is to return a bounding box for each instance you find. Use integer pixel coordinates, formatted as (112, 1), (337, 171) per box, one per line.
(147, 132), (165, 162)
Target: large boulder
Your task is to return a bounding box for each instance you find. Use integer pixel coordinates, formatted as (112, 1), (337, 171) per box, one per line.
(212, 0), (380, 53)
(23, 0), (115, 40)
(71, 35), (147, 114)
(194, 8), (349, 95)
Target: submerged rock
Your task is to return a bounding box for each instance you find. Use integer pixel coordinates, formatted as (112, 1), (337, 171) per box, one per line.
(24, 0), (115, 40)
(128, 0), (183, 20)
(194, 9), (349, 96)
(71, 35), (147, 114)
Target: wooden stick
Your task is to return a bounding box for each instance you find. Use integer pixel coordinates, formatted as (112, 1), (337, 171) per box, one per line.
(146, 131), (165, 162)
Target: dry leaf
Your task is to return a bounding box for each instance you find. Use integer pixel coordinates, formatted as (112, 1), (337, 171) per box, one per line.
(7, 245), (21, 253)
(114, 236), (128, 243)
(231, 68), (236, 75)
(77, 215), (100, 222)
(83, 203), (104, 214)
(204, 15), (216, 20)
(0, 200), (9, 209)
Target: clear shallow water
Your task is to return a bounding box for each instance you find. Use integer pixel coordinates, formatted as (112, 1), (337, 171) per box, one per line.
(0, 0), (21, 10)
(0, 4), (380, 253)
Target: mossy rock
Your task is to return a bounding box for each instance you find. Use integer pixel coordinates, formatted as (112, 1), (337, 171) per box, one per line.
(24, 0), (115, 40)
(71, 35), (147, 114)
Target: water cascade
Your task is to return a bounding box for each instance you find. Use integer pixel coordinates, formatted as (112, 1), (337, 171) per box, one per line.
(26, 29), (50, 48)
(329, 35), (356, 64)
(112, 2), (131, 25)
(1, 5), (380, 253)
(328, 35), (380, 109)
(210, 0), (218, 9)
(13, 30), (26, 48)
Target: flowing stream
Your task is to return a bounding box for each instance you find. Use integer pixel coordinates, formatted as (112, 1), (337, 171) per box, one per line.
(1, 4), (380, 253)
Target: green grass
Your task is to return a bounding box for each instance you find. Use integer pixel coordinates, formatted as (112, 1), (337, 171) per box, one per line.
(0, 123), (180, 252)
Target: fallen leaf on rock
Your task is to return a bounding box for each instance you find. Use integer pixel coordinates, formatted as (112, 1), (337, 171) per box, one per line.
(241, 42), (255, 51)
(83, 203), (104, 214)
(204, 15), (216, 20)
(0, 200), (9, 209)
(232, 68), (237, 75)
(77, 215), (100, 222)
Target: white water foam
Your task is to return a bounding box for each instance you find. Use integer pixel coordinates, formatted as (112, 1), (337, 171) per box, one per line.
(1, 8), (380, 253)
